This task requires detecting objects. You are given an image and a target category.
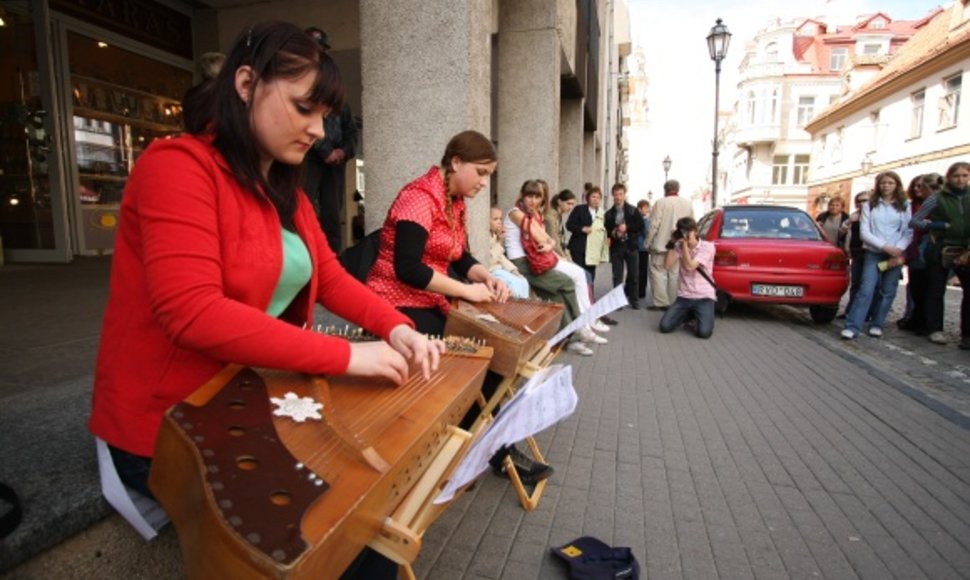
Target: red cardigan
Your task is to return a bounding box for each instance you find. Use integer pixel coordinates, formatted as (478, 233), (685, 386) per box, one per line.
(89, 135), (412, 457)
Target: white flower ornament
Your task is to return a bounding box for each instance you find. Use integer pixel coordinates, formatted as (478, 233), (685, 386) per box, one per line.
(270, 392), (323, 423)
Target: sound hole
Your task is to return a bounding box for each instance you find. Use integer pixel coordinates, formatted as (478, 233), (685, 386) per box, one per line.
(229, 400), (246, 410)
(237, 456), (258, 471)
(270, 490), (292, 506)
(228, 426), (246, 437)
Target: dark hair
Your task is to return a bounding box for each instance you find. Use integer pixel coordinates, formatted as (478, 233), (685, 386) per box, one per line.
(585, 186), (603, 201)
(515, 179), (543, 216)
(676, 216), (697, 232)
(554, 189), (577, 208)
(945, 161), (970, 183)
(664, 180), (680, 195)
(438, 130), (496, 237)
(870, 171), (907, 212)
(636, 199), (650, 210)
(439, 130), (497, 172)
(920, 173), (943, 192)
(536, 179), (551, 211)
(906, 175), (923, 201)
(611, 183), (626, 194)
(191, 21), (344, 229)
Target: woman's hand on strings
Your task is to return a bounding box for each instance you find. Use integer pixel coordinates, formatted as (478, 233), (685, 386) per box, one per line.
(388, 325), (446, 380)
(345, 341), (409, 385)
(484, 276), (511, 303)
(463, 282), (495, 303)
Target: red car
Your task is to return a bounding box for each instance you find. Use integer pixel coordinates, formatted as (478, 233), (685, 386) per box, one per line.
(697, 205), (849, 323)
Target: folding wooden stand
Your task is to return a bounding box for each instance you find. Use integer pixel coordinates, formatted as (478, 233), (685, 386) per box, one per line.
(470, 341), (561, 511)
(368, 342), (564, 578)
(367, 426), (474, 580)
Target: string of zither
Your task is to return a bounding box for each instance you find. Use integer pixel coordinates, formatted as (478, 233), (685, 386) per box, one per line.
(297, 327), (482, 476)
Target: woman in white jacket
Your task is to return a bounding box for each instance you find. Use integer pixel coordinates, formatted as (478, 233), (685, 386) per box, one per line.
(841, 171), (912, 339)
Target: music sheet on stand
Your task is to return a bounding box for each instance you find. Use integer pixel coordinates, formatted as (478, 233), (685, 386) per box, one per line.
(548, 283), (629, 345)
(435, 364), (577, 504)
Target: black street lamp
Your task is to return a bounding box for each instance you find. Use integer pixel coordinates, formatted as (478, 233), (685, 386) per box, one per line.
(662, 155), (672, 182)
(707, 18), (731, 208)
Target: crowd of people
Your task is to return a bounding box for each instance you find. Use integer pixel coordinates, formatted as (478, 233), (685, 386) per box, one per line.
(825, 163), (970, 350)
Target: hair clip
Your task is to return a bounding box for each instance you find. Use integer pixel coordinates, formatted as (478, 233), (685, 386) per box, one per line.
(246, 27), (253, 48)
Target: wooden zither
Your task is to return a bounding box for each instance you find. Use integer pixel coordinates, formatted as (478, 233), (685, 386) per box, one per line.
(443, 298), (563, 377)
(149, 339), (492, 579)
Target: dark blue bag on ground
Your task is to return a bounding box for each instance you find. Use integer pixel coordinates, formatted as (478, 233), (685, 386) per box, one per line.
(551, 536), (640, 580)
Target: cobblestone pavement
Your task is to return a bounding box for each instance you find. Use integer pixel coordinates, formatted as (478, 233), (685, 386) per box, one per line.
(2, 261), (968, 579)
(415, 284), (970, 580)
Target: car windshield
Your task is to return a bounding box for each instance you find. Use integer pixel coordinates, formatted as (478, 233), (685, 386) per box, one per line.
(719, 208), (823, 241)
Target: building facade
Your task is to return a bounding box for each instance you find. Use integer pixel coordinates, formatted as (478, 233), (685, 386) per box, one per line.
(805, 1), (969, 209)
(724, 11), (925, 210)
(0, 0), (630, 264)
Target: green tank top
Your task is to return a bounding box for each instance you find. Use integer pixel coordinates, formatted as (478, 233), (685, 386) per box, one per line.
(267, 228), (312, 317)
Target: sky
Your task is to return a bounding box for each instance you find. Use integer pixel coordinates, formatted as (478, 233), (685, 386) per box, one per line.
(624, 0), (947, 202)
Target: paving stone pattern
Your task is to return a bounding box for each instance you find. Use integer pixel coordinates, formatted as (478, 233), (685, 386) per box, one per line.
(416, 304), (970, 580)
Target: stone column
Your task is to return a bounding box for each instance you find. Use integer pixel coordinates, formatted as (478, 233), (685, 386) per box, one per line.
(495, 0), (561, 210)
(559, 98), (584, 195)
(360, 0), (492, 257)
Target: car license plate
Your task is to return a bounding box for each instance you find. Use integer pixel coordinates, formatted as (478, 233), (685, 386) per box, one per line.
(752, 284), (804, 297)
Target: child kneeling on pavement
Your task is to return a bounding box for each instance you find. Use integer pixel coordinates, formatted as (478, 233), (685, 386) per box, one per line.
(659, 217), (716, 338)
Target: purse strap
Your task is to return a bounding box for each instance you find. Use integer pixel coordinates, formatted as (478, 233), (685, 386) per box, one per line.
(695, 264), (718, 290)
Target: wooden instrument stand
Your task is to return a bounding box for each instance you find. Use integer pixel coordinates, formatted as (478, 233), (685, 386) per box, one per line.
(471, 341), (561, 512)
(367, 425), (473, 580)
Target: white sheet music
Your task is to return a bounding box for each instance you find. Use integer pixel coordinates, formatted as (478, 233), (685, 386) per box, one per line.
(435, 364), (577, 504)
(95, 438), (169, 540)
(548, 284), (629, 345)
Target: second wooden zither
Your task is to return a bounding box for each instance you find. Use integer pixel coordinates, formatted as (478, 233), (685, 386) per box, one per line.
(149, 340), (493, 579)
(444, 298), (563, 377)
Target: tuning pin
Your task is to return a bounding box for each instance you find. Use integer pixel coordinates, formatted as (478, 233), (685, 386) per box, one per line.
(295, 462), (304, 470)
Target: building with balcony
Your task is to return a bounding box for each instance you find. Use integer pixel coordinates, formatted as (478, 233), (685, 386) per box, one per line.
(724, 10), (928, 210)
(805, 1), (969, 212)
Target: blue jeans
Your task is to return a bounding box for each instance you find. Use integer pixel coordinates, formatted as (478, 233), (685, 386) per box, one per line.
(845, 251), (903, 334)
(659, 297), (715, 338)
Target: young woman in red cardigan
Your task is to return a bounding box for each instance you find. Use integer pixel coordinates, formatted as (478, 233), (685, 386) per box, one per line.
(367, 130), (553, 487)
(89, 22), (441, 578)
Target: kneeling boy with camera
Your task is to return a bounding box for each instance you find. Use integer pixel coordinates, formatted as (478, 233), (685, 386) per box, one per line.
(658, 217), (717, 338)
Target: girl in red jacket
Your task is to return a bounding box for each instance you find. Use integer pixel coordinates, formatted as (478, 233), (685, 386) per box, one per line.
(89, 24), (442, 573)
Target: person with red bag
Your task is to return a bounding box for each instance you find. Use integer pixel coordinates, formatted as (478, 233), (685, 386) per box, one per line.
(504, 179), (609, 355)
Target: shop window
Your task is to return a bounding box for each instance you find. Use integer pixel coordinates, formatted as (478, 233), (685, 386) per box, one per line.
(67, 31), (192, 250)
(0, 7), (54, 250)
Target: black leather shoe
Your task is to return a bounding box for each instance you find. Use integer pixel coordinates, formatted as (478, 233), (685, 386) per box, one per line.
(629, 302), (640, 310)
(489, 445), (554, 486)
(600, 316), (619, 326)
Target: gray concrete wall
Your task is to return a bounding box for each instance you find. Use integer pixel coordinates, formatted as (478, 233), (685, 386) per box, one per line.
(360, 0), (493, 257)
(495, 0), (561, 209)
(559, 98), (584, 195)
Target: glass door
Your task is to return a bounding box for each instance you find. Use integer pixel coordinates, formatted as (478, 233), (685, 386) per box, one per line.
(0, 0), (71, 262)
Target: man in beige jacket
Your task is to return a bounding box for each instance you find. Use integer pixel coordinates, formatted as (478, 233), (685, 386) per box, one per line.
(645, 180), (694, 309)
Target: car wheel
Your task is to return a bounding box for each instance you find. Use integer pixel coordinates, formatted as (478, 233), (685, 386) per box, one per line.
(809, 305), (838, 324)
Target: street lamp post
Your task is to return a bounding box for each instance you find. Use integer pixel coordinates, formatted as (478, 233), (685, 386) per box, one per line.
(662, 155), (672, 183)
(707, 18), (731, 208)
